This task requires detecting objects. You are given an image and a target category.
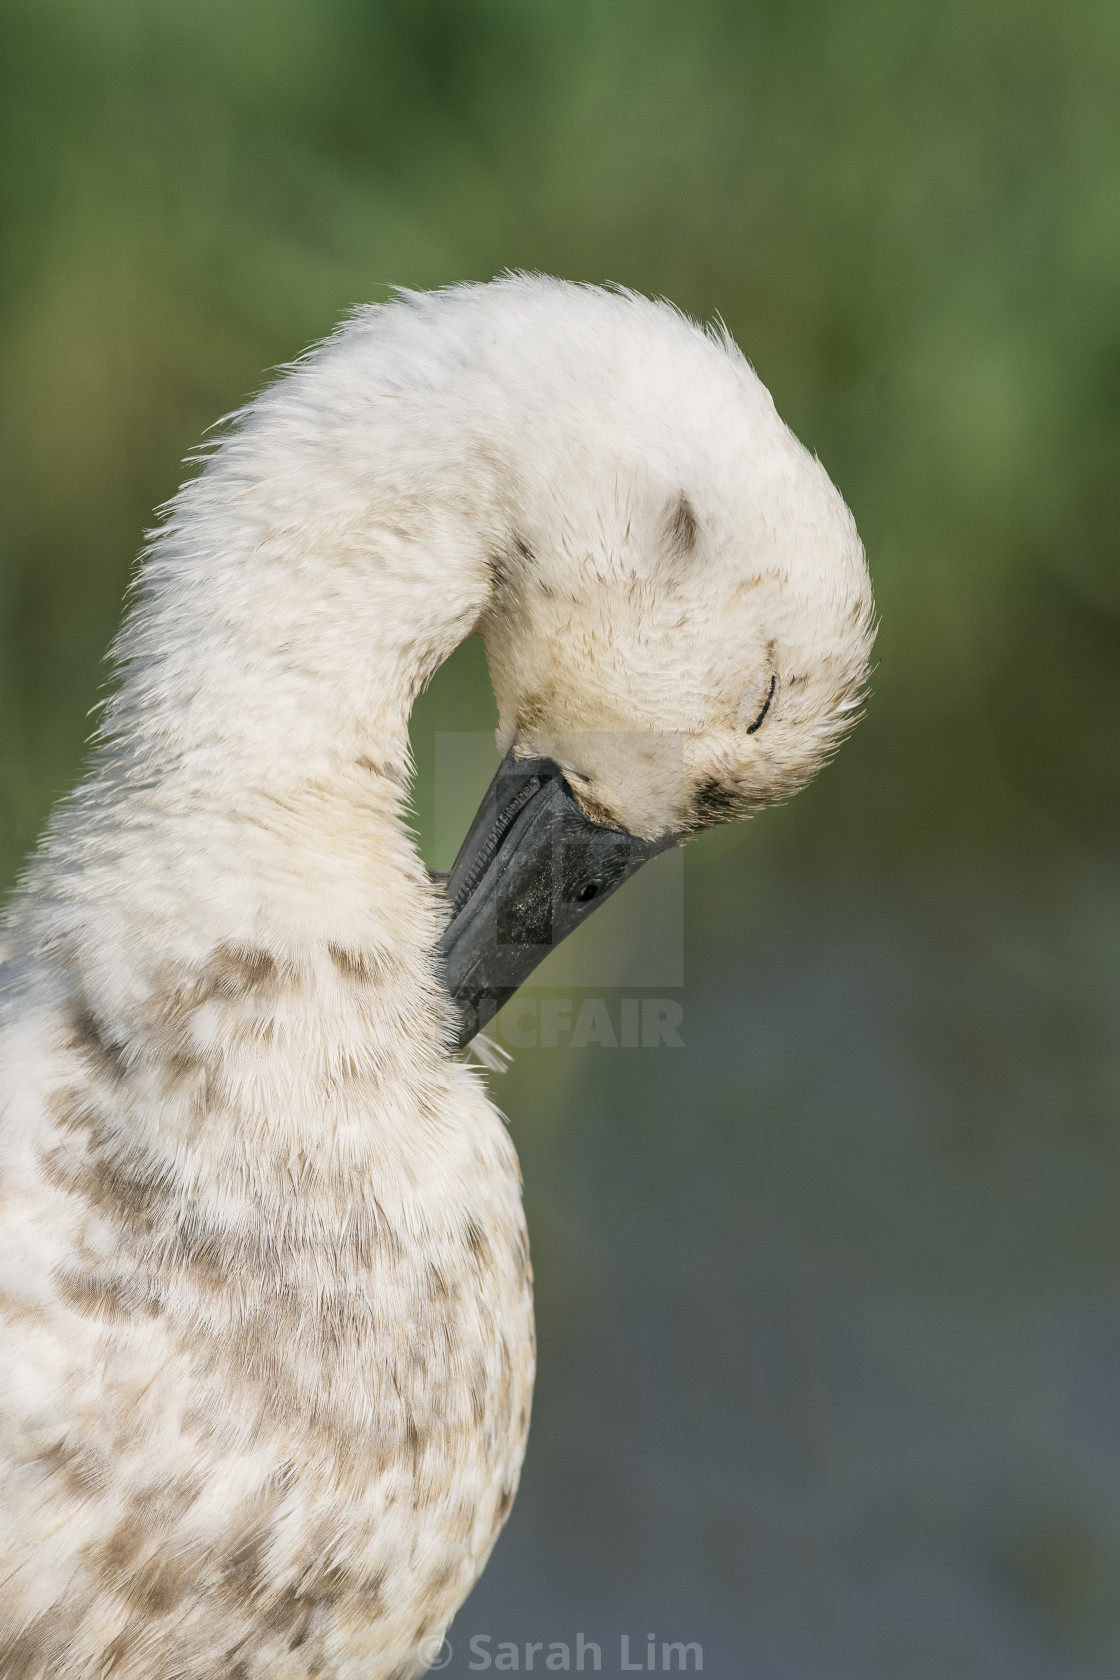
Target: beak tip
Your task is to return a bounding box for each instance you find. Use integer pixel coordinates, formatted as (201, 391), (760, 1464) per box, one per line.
(436, 747), (676, 1039)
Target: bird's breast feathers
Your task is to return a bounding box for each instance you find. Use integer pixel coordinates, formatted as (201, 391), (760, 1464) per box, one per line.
(0, 983), (534, 1679)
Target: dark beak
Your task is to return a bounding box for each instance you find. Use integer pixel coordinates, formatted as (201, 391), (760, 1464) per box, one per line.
(435, 747), (678, 1049)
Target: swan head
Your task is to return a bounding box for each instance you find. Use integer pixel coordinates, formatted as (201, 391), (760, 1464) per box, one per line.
(462, 280), (874, 839)
(484, 465), (870, 842)
(426, 279), (875, 1043)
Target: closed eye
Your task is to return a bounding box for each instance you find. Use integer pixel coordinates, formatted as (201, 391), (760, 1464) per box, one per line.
(744, 673), (776, 734)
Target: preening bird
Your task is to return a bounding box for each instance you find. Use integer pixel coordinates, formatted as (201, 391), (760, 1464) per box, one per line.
(0, 277), (873, 1679)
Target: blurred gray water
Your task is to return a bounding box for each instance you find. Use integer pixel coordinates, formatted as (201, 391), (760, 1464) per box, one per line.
(434, 842), (1120, 1679)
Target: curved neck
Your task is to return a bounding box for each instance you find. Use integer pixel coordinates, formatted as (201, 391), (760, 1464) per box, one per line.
(15, 351), (510, 1048)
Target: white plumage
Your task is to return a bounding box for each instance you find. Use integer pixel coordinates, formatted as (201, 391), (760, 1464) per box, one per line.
(0, 277), (872, 1678)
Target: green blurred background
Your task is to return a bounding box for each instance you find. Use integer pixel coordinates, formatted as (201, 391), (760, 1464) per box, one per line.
(2, 2), (1119, 1673)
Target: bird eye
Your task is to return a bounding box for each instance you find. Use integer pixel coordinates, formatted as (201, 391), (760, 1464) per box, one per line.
(577, 880), (603, 903)
(740, 672), (777, 735)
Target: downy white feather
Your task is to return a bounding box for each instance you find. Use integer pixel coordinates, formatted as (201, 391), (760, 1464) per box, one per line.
(0, 276), (873, 1679)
